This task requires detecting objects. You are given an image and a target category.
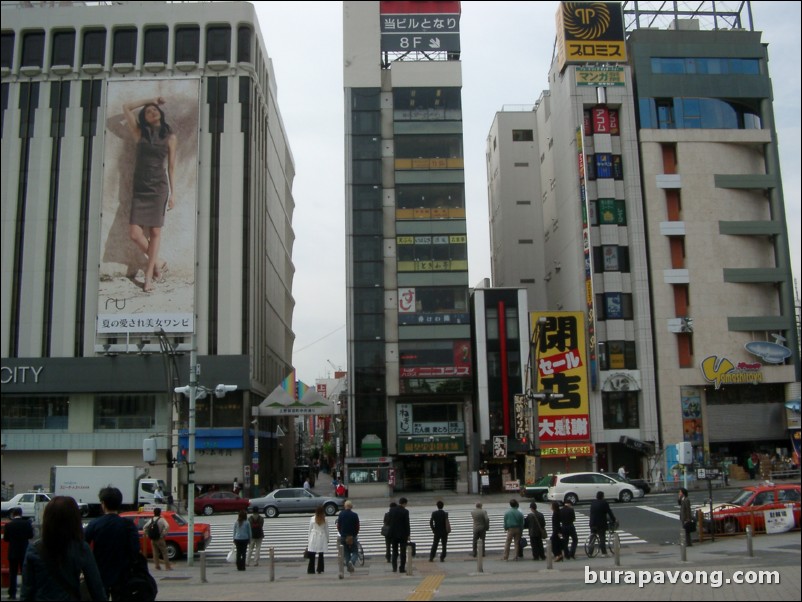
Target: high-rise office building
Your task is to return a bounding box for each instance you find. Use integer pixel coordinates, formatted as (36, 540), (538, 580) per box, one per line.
(626, 3), (800, 470)
(1, 1), (296, 495)
(344, 1), (472, 491)
(485, 1), (799, 481)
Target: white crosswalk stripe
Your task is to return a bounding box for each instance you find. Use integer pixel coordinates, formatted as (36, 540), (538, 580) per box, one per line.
(203, 511), (645, 560)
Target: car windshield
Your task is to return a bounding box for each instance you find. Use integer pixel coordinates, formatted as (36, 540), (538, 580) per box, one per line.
(607, 473), (626, 482)
(171, 513), (188, 526)
(730, 490), (754, 506)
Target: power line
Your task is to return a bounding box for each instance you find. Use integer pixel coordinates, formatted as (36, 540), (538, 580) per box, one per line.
(294, 324), (345, 354)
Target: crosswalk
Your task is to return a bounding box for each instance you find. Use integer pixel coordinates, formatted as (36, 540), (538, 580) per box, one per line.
(203, 511), (645, 561)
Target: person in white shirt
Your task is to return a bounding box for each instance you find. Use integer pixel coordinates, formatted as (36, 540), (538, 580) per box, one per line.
(618, 466), (627, 479)
(306, 506), (329, 574)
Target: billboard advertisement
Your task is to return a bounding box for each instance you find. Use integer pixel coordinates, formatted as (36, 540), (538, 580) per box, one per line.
(97, 79), (200, 335)
(556, 1), (627, 72)
(532, 311), (590, 442)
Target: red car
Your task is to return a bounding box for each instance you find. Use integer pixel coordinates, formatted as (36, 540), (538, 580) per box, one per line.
(700, 483), (801, 534)
(121, 510), (212, 561)
(194, 491), (250, 516)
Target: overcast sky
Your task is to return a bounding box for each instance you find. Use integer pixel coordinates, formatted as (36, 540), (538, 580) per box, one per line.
(250, 1), (801, 385)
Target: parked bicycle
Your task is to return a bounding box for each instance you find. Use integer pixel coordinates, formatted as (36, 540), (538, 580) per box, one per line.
(585, 519), (618, 558)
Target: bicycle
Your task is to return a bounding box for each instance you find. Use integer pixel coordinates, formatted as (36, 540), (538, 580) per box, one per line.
(585, 520), (618, 558)
(357, 540), (365, 566)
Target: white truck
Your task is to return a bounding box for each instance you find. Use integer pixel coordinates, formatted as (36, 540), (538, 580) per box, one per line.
(50, 466), (165, 515)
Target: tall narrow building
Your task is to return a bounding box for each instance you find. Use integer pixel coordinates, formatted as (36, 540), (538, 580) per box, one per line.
(344, 1), (472, 492)
(1, 1), (296, 496)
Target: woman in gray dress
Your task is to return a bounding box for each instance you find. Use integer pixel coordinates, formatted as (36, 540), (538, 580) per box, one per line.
(123, 96), (177, 293)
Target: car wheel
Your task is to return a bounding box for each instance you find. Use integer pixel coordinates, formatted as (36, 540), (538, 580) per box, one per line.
(166, 541), (181, 561)
(265, 506), (278, 518)
(723, 519), (739, 534)
(620, 490), (633, 503)
(324, 503), (337, 516)
(202, 505), (214, 516)
(565, 493), (579, 505)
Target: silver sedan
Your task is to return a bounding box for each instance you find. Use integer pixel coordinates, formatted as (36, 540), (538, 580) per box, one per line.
(247, 488), (344, 518)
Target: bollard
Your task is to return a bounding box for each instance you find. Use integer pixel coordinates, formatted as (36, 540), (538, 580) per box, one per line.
(613, 533), (621, 567)
(269, 547), (275, 582)
(406, 541), (414, 575)
(476, 538), (484, 573)
(199, 550), (207, 583)
(546, 539), (553, 570)
(338, 539), (344, 580)
(746, 525), (754, 557)
(679, 528), (687, 562)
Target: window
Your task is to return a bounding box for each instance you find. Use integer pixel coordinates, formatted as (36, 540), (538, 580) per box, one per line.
(237, 26), (252, 63)
(597, 292), (633, 320)
(512, 129), (534, 141)
(1, 32), (13, 69)
(206, 26), (231, 63)
(95, 394), (155, 430)
(51, 30), (75, 67)
(175, 26), (200, 63)
(143, 27), (168, 63)
(396, 184), (464, 210)
(392, 87), (461, 121)
(598, 340), (637, 370)
(82, 29), (106, 66)
(394, 134), (462, 159)
(1, 396), (69, 429)
(21, 31), (45, 68)
(112, 27), (137, 65)
(602, 392), (639, 428)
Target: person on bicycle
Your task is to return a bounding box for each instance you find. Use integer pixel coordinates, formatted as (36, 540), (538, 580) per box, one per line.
(589, 491), (617, 557)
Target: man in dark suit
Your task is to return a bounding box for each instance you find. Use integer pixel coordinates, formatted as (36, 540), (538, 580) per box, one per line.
(388, 497), (411, 573)
(428, 500), (449, 562)
(3, 506), (34, 600)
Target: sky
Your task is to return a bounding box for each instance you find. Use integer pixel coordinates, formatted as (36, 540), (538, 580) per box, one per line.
(250, 1), (801, 385)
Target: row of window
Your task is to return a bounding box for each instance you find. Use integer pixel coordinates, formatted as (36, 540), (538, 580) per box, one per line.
(0, 25), (251, 71)
(651, 57), (760, 75)
(638, 97), (761, 130)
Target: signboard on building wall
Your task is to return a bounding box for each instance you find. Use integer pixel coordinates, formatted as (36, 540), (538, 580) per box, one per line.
(380, 1), (461, 52)
(556, 1), (627, 72)
(531, 312), (590, 443)
(97, 79), (200, 334)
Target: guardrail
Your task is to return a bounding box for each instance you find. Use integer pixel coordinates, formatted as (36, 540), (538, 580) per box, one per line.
(769, 467), (801, 481)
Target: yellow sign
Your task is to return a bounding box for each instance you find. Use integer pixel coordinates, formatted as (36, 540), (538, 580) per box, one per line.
(541, 443), (595, 457)
(576, 66), (625, 86)
(557, 2), (627, 72)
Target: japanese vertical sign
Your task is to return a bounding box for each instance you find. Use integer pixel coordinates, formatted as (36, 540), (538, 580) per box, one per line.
(532, 312), (590, 443)
(493, 435), (508, 458)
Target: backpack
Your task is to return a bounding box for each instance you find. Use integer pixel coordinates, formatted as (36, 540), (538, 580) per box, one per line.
(146, 518), (161, 541)
(112, 553), (158, 602)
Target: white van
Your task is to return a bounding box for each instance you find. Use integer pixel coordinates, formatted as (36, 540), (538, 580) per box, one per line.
(546, 472), (644, 505)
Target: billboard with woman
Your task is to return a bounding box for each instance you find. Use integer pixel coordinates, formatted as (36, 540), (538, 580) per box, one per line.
(97, 79), (200, 334)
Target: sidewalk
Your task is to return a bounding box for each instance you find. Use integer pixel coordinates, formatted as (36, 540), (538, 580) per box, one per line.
(151, 530), (800, 601)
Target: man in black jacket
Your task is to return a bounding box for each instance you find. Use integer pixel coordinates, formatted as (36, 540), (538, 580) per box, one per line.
(3, 507), (34, 600)
(388, 497), (411, 573)
(559, 499), (578, 559)
(525, 502), (547, 560)
(589, 491), (617, 557)
(84, 486), (140, 599)
(428, 500), (449, 562)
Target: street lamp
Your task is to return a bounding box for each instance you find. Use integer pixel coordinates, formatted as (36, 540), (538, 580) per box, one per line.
(175, 375), (237, 566)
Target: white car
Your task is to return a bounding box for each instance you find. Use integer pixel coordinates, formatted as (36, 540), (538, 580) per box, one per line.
(1, 491), (89, 518)
(546, 472), (644, 505)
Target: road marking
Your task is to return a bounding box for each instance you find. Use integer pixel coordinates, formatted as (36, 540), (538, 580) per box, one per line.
(639, 505), (679, 520)
(407, 574), (444, 601)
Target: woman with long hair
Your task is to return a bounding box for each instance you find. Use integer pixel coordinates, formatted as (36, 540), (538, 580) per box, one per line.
(123, 96), (177, 293)
(306, 505), (329, 574)
(232, 509), (252, 571)
(21, 496), (107, 600)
